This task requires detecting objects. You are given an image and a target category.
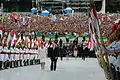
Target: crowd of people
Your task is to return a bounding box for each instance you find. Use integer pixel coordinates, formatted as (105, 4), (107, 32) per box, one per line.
(0, 12), (119, 36)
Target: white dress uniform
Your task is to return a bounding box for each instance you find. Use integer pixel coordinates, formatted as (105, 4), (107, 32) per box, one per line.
(3, 47), (9, 61)
(112, 56), (117, 66)
(15, 48), (20, 61)
(20, 48), (24, 65)
(24, 49), (28, 60)
(108, 55), (114, 64)
(0, 46), (4, 69)
(6, 48), (10, 61)
(31, 50), (35, 60)
(26, 49), (30, 60)
(20, 49), (23, 60)
(22, 49), (26, 60)
(10, 48), (15, 61)
(114, 56), (120, 71)
(29, 50), (32, 60)
(34, 50), (38, 60)
(0, 46), (4, 61)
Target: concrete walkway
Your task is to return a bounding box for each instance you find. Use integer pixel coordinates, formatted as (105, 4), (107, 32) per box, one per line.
(0, 58), (106, 80)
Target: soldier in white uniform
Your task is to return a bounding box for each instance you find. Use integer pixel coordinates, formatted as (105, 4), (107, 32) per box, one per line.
(6, 48), (11, 68)
(34, 50), (37, 65)
(26, 49), (30, 66)
(10, 48), (15, 68)
(23, 49), (27, 66)
(29, 50), (32, 65)
(114, 56), (120, 80)
(30, 51), (35, 65)
(26, 49), (30, 65)
(15, 48), (20, 67)
(36, 49), (40, 64)
(108, 54), (117, 80)
(20, 48), (24, 66)
(16, 48), (21, 67)
(38, 51), (41, 64)
(32, 50), (35, 65)
(0, 46), (4, 70)
(25, 50), (28, 66)
(3, 47), (10, 69)
(12, 48), (17, 67)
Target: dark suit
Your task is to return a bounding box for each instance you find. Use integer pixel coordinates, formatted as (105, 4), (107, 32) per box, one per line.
(0, 61), (2, 70)
(48, 46), (59, 71)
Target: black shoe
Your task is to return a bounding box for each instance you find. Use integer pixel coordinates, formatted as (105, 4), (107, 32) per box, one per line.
(50, 69), (53, 71)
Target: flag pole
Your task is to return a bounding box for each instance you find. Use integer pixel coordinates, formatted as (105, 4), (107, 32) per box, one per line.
(89, 0), (111, 79)
(90, 0), (105, 50)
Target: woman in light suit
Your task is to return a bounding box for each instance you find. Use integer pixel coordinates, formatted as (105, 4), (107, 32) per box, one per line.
(38, 43), (47, 70)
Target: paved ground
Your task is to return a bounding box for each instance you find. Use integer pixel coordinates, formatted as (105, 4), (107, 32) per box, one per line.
(0, 58), (106, 80)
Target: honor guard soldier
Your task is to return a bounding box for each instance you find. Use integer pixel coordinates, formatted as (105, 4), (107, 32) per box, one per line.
(20, 48), (24, 66)
(26, 49), (30, 66)
(34, 50), (38, 65)
(12, 48), (17, 67)
(24, 49), (28, 66)
(22, 49), (27, 66)
(31, 50), (35, 65)
(19, 48), (23, 67)
(29, 50), (33, 65)
(0, 46), (4, 70)
(10, 48), (15, 68)
(6, 47), (11, 68)
(32, 50), (35, 65)
(3, 47), (9, 69)
(114, 56), (120, 80)
(15, 48), (20, 67)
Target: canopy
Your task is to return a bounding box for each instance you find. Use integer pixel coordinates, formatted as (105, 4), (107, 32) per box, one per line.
(64, 7), (72, 14)
(31, 8), (37, 14)
(41, 10), (49, 16)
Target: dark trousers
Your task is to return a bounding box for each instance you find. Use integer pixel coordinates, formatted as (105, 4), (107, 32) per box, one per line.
(35, 59), (40, 65)
(0, 61), (3, 70)
(4, 60), (10, 69)
(14, 60), (18, 67)
(60, 54), (63, 60)
(30, 59), (34, 65)
(35, 59), (40, 64)
(116, 71), (120, 80)
(37, 59), (40, 64)
(27, 59), (30, 65)
(23, 60), (27, 66)
(19, 60), (23, 66)
(50, 57), (58, 71)
(60, 48), (63, 60)
(110, 67), (116, 80)
(82, 53), (85, 60)
(10, 61), (14, 68)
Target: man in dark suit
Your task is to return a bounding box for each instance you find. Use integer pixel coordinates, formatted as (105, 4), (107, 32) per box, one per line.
(0, 60), (2, 70)
(48, 42), (59, 71)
